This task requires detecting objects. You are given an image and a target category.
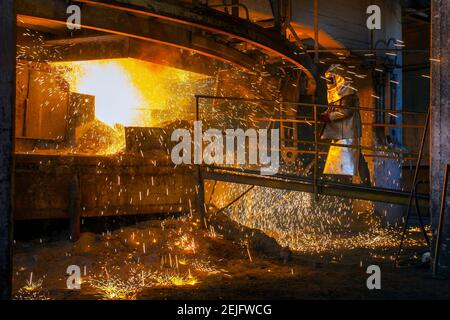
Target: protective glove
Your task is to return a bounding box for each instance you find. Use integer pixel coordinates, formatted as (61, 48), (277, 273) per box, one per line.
(321, 111), (331, 123)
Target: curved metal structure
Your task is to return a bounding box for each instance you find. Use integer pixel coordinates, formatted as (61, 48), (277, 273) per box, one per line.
(16, 0), (317, 94)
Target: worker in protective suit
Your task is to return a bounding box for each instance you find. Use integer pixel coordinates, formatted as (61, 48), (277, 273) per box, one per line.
(320, 64), (371, 185)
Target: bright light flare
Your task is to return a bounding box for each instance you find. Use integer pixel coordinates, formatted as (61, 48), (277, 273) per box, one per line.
(53, 58), (208, 128)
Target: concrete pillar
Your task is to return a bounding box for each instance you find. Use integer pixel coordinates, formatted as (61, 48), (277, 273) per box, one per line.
(0, 0), (15, 300)
(431, 0), (450, 273)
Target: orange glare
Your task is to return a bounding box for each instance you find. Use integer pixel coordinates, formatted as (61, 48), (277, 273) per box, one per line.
(53, 58), (207, 128)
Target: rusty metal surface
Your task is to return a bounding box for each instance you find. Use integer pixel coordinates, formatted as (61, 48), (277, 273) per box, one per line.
(125, 127), (169, 152)
(76, 0), (315, 80)
(14, 153), (197, 220)
(16, 0), (316, 93)
(25, 69), (69, 139)
(20, 34), (225, 76)
(17, 0), (257, 72)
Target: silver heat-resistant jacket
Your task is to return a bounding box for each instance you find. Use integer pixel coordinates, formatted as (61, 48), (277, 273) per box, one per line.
(321, 94), (362, 140)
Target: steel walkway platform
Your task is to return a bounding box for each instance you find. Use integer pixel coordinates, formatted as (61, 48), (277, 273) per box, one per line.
(202, 166), (429, 208)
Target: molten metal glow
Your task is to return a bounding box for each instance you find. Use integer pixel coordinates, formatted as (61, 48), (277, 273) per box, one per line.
(53, 58), (207, 128)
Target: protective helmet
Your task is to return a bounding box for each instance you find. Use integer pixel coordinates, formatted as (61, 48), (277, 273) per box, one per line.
(325, 64), (354, 103)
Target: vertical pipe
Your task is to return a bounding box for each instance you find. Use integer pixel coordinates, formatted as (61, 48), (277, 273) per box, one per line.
(395, 108), (430, 265)
(433, 164), (449, 276)
(231, 0), (239, 17)
(431, 0), (450, 272)
(313, 104), (319, 200)
(313, 0), (319, 198)
(285, 0), (292, 28)
(313, 0), (319, 63)
(69, 174), (81, 242)
(279, 99), (284, 150)
(196, 166), (207, 228)
(280, 0), (289, 36)
(195, 96), (206, 228)
(271, 0), (282, 32)
(0, 0), (15, 300)
(385, 73), (390, 136)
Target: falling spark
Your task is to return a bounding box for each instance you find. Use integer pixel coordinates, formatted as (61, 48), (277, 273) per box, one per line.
(388, 113), (399, 118)
(14, 274), (49, 300)
(246, 245), (253, 263)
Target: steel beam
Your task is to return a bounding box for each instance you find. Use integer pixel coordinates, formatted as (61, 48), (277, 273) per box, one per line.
(20, 34), (222, 75)
(16, 0), (258, 73)
(64, 0), (316, 93)
(16, 0), (316, 94)
(202, 167), (429, 208)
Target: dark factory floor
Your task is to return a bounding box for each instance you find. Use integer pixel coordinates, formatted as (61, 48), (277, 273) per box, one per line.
(11, 212), (450, 300)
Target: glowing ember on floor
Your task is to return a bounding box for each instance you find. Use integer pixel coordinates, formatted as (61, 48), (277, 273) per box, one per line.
(215, 186), (430, 258)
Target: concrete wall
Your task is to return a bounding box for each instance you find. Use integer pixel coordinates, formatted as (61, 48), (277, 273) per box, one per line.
(290, 0), (371, 48)
(237, 0), (401, 50)
(0, 0), (15, 301)
(431, 0), (450, 273)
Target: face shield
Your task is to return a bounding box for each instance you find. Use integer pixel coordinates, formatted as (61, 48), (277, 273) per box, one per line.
(325, 65), (354, 104)
(325, 73), (336, 88)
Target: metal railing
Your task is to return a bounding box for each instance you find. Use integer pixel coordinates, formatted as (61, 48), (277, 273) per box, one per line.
(194, 94), (430, 202)
(194, 94), (432, 260)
